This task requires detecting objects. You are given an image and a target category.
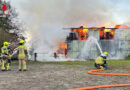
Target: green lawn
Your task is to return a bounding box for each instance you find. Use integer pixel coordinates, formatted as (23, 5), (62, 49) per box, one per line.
(27, 60), (130, 70)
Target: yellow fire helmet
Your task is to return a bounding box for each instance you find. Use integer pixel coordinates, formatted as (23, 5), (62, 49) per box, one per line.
(104, 52), (108, 56)
(19, 40), (24, 44)
(4, 42), (8, 46)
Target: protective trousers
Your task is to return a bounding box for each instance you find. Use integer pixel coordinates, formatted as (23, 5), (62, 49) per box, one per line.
(1, 59), (8, 71)
(6, 59), (11, 70)
(19, 57), (27, 70)
(7, 55), (11, 70)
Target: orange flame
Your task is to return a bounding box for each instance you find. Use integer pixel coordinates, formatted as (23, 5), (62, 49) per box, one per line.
(60, 42), (67, 49)
(71, 25), (88, 40)
(115, 25), (130, 28)
(55, 42), (68, 58)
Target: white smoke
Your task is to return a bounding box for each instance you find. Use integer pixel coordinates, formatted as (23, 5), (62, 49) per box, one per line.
(8, 0), (130, 60)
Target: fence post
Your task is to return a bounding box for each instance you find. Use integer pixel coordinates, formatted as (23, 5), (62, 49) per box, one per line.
(34, 53), (37, 62)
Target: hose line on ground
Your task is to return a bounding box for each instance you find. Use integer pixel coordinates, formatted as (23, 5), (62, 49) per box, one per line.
(68, 69), (130, 90)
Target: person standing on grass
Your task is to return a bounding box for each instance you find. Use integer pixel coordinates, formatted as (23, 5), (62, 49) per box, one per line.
(6, 42), (12, 71)
(17, 40), (28, 71)
(1, 42), (9, 71)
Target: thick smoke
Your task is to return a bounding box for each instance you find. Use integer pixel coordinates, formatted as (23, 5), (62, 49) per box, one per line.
(8, 0), (130, 60)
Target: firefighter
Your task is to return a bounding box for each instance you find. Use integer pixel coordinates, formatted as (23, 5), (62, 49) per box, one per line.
(0, 53), (2, 66)
(6, 42), (11, 71)
(1, 42), (9, 71)
(17, 40), (28, 71)
(95, 52), (108, 69)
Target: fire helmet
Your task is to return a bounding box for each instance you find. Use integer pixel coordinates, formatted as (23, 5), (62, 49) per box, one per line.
(19, 40), (24, 44)
(4, 42), (8, 46)
(104, 52), (108, 56)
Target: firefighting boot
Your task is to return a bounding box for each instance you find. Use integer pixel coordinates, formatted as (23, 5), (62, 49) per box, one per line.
(19, 66), (22, 71)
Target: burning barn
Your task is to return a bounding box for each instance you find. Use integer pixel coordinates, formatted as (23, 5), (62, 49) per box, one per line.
(59, 25), (130, 60)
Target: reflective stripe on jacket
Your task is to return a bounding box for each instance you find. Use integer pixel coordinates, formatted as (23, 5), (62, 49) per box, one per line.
(1, 46), (8, 56)
(17, 45), (27, 58)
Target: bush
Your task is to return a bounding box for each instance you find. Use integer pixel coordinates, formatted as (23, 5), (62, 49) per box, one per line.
(125, 55), (130, 60)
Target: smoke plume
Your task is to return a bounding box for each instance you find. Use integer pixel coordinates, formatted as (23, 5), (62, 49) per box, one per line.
(8, 0), (130, 60)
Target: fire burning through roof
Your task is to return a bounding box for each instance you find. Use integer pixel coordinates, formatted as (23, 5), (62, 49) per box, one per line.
(55, 24), (130, 59)
(65, 24), (130, 41)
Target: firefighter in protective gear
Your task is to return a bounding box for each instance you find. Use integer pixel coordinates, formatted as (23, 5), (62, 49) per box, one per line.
(95, 52), (108, 69)
(1, 42), (9, 71)
(17, 40), (28, 71)
(0, 53), (2, 66)
(7, 42), (12, 71)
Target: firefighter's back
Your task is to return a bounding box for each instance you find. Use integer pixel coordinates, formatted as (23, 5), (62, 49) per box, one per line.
(95, 56), (104, 65)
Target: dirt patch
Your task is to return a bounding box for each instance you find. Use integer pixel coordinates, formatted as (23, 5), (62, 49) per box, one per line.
(0, 62), (130, 90)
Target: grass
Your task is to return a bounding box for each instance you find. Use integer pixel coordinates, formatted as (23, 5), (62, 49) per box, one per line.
(11, 59), (130, 71)
(28, 60), (94, 66)
(27, 60), (130, 70)
(108, 60), (130, 69)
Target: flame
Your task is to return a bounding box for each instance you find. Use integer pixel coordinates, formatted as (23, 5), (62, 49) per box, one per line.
(71, 25), (119, 40)
(83, 29), (88, 33)
(60, 42), (67, 49)
(78, 28), (88, 40)
(71, 25), (88, 40)
(72, 29), (77, 32)
(99, 27), (114, 40)
(115, 25), (130, 28)
(57, 24), (130, 58)
(76, 24), (130, 40)
(104, 28), (110, 32)
(60, 42), (67, 58)
(56, 42), (67, 58)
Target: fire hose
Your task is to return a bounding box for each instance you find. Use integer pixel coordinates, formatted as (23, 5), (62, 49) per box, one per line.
(68, 69), (130, 90)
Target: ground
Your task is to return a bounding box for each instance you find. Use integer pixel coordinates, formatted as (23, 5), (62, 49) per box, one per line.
(0, 60), (130, 90)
